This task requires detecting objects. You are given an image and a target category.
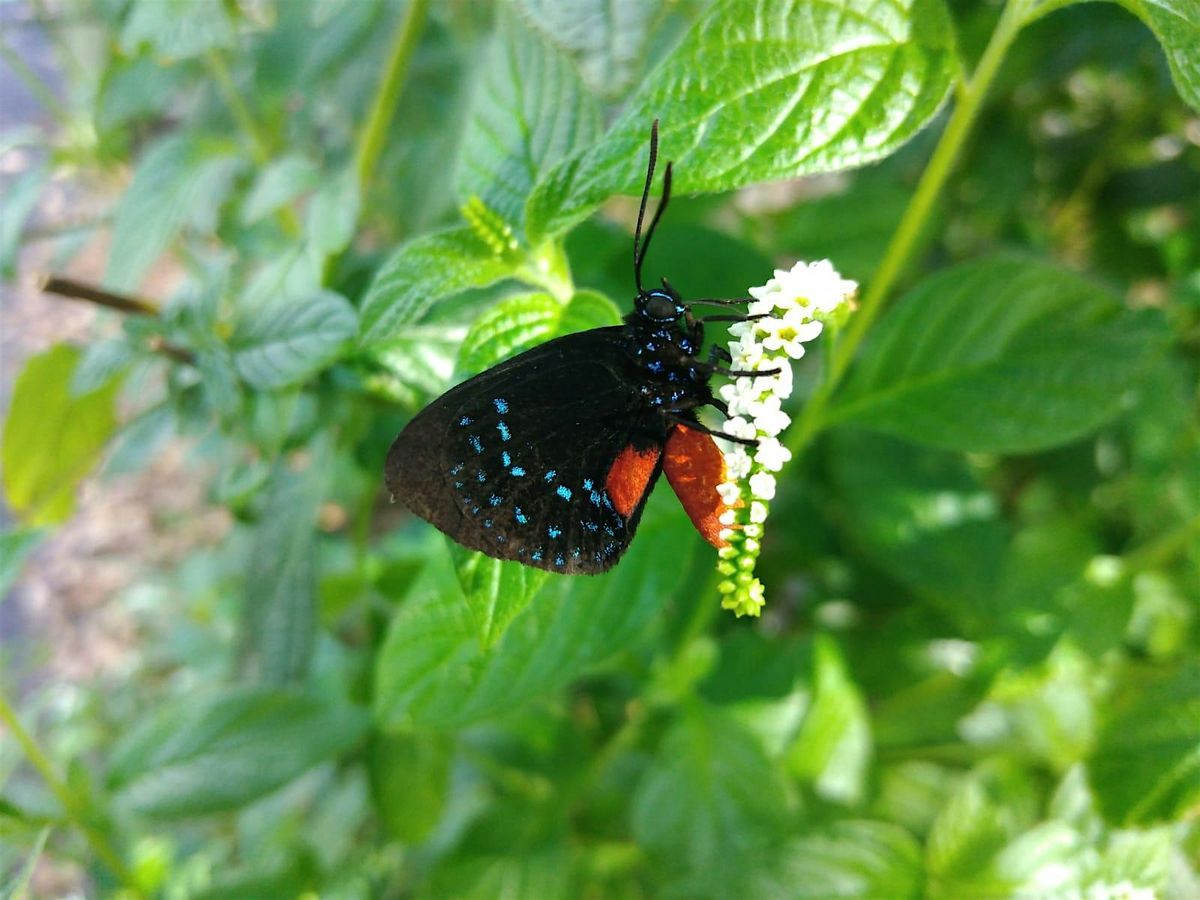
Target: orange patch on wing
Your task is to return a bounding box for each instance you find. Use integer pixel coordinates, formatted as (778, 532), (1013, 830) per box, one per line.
(663, 425), (733, 548)
(605, 444), (662, 517)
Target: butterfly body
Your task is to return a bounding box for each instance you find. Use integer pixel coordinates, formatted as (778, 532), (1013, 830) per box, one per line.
(385, 288), (721, 574)
(386, 122), (758, 574)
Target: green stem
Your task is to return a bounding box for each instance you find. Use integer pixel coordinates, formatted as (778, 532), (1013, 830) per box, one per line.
(786, 0), (1031, 455)
(1124, 512), (1200, 574)
(0, 38), (70, 124)
(0, 690), (140, 894)
(354, 0), (431, 194)
(203, 50), (300, 237)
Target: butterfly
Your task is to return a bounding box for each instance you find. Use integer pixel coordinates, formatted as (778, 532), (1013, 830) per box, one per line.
(386, 122), (771, 574)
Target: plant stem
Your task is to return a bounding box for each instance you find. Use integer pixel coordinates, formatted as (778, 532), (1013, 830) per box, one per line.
(786, 0), (1030, 455)
(203, 50), (301, 237)
(0, 690), (140, 894)
(41, 275), (159, 315)
(1124, 512), (1200, 574)
(354, 0), (431, 194)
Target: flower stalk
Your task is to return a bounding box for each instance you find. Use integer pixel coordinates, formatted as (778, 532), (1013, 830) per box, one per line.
(716, 261), (857, 616)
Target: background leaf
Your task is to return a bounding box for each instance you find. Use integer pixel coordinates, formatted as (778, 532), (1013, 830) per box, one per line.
(456, 292), (562, 376)
(374, 491), (694, 730)
(1087, 661), (1200, 826)
(456, 7), (601, 233)
(1115, 0), (1200, 111)
(2, 345), (121, 526)
(230, 289), (357, 389)
(831, 257), (1165, 452)
(359, 227), (518, 346)
(120, 0), (235, 60)
(526, 0), (957, 238)
(107, 687), (369, 818)
(449, 543), (550, 649)
(104, 135), (241, 290)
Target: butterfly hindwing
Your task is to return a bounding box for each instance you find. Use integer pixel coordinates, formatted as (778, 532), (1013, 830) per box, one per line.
(387, 328), (668, 574)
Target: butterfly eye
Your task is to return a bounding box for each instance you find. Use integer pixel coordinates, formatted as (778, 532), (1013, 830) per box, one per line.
(642, 291), (680, 321)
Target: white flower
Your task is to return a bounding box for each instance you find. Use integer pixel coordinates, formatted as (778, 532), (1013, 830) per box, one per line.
(755, 437), (792, 472)
(716, 258), (855, 618)
(749, 471), (777, 501)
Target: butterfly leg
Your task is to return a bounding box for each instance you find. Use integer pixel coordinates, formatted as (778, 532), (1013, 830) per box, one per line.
(705, 364), (783, 378)
(688, 298), (752, 308)
(700, 313), (769, 324)
(667, 414), (758, 446)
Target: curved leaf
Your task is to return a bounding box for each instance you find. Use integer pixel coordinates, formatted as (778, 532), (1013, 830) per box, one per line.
(231, 289), (357, 389)
(527, 0), (956, 238)
(831, 257), (1165, 453)
(108, 687), (369, 818)
(456, 291), (562, 376)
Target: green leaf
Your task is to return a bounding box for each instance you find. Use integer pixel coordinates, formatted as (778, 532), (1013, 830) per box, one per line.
(449, 543), (550, 649)
(1087, 661), (1200, 826)
(359, 226), (518, 346)
(925, 776), (1013, 896)
(367, 731), (452, 843)
(752, 821), (923, 899)
(526, 0), (956, 239)
(245, 452), (330, 684)
(827, 429), (1009, 632)
(230, 289), (357, 389)
(120, 0), (235, 60)
(1115, 0), (1200, 111)
(632, 703), (791, 884)
(374, 491), (693, 730)
(0, 528), (44, 604)
(108, 687), (368, 818)
(0, 163), (47, 279)
(2, 345), (121, 526)
(241, 154), (321, 225)
(557, 289), (623, 334)
(786, 634), (872, 805)
(457, 291), (561, 375)
(831, 257), (1165, 453)
(70, 337), (135, 396)
(512, 0), (661, 99)
(457, 8), (601, 233)
(105, 135), (241, 290)
(306, 166), (360, 254)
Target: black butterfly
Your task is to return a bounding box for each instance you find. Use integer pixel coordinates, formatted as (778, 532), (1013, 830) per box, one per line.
(386, 122), (770, 574)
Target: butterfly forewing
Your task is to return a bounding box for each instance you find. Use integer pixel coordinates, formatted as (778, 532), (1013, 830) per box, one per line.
(387, 329), (668, 574)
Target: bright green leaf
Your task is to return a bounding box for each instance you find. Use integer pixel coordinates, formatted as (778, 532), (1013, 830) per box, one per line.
(558, 289), (623, 334)
(1115, 0), (1200, 111)
(449, 543), (550, 650)
(1087, 661), (1200, 826)
(374, 491), (693, 730)
(831, 257), (1165, 453)
(2, 345), (121, 526)
(230, 289), (357, 389)
(359, 227), (518, 346)
(527, 0), (956, 239)
(107, 687), (369, 818)
(70, 337), (135, 396)
(457, 8), (601, 233)
(457, 291), (562, 375)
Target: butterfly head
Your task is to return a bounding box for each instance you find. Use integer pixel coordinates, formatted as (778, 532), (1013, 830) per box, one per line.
(635, 280), (686, 323)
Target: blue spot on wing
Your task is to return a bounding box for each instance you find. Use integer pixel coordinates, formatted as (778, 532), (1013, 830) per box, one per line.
(501, 451), (511, 467)
(493, 398), (509, 414)
(515, 507), (528, 524)
(583, 478), (593, 490)
(511, 466), (526, 477)
(548, 525), (562, 538)
(489, 494), (502, 506)
(459, 416), (472, 427)
(556, 485), (572, 501)
(544, 469), (557, 483)
(469, 435), (483, 454)
(497, 422), (511, 441)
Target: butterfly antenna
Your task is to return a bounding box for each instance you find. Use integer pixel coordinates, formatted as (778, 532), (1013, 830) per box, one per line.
(634, 120), (660, 293)
(638, 161), (672, 289)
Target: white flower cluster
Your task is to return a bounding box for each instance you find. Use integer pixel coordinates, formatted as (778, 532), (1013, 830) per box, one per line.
(715, 260), (857, 617)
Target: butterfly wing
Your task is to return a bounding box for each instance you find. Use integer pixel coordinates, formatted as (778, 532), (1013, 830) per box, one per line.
(386, 327), (668, 574)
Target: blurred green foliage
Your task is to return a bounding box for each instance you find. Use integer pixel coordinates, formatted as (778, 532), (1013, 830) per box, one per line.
(1, 0), (1198, 896)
